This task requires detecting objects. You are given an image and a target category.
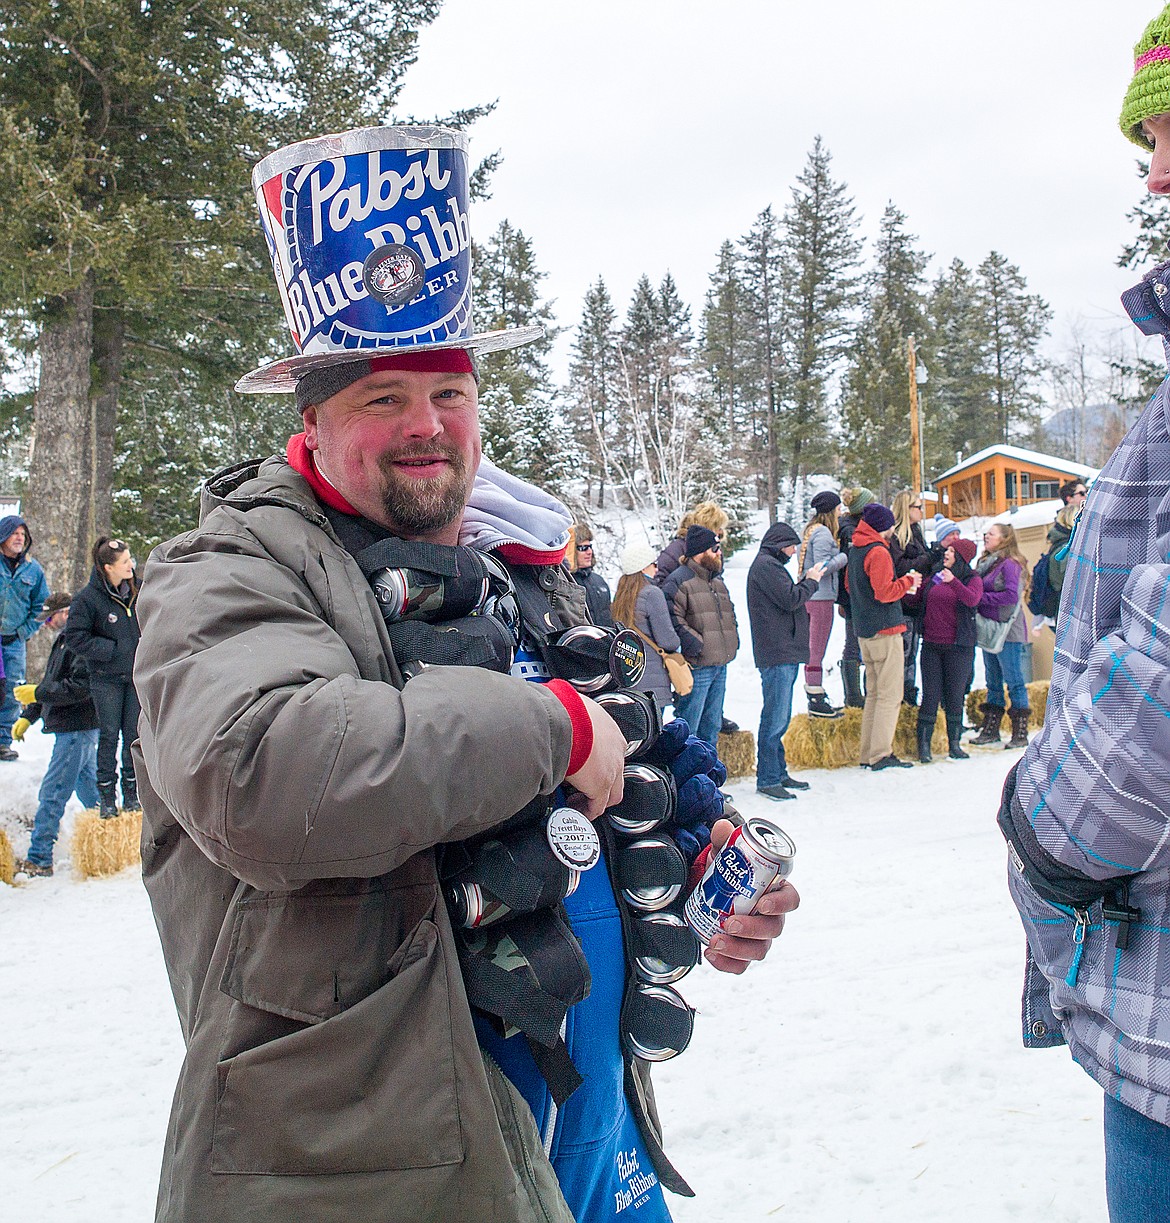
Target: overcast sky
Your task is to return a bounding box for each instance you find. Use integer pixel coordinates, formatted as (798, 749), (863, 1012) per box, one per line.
(393, 0), (1166, 386)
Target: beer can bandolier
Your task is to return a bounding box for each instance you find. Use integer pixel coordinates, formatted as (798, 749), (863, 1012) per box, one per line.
(347, 526), (710, 1161)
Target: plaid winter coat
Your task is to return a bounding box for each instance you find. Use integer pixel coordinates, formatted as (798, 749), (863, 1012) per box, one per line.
(998, 261), (1170, 1126)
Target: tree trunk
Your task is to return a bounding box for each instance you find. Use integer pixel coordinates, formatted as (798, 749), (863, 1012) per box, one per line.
(90, 306), (123, 537)
(23, 273), (96, 675)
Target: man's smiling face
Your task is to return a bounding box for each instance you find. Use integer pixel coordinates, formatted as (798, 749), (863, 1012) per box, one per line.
(302, 367), (481, 543)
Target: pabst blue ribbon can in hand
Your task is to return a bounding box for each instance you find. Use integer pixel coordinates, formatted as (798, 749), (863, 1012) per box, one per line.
(684, 817), (796, 945)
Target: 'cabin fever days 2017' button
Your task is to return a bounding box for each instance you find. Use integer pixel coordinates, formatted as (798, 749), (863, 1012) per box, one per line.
(546, 808), (601, 872)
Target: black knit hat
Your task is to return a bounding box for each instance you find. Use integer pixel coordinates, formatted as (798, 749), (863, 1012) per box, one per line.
(810, 490), (841, 514)
(684, 524), (718, 556)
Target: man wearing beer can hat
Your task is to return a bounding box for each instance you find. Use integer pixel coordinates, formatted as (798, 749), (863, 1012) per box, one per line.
(133, 124), (799, 1223)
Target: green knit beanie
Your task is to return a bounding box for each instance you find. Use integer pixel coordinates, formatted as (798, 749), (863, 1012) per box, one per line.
(1121, 5), (1170, 149)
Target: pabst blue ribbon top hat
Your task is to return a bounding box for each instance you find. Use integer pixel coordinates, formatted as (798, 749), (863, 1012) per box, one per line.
(235, 125), (542, 394)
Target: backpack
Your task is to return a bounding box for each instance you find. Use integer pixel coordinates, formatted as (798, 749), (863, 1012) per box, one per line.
(1027, 550), (1060, 618)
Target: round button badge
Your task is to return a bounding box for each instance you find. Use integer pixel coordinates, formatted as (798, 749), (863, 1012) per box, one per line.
(546, 808), (601, 871)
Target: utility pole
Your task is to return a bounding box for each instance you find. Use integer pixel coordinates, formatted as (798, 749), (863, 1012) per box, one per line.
(908, 336), (922, 496)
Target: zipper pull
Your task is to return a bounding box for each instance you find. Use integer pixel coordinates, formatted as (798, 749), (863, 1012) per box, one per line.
(1066, 907), (1089, 987)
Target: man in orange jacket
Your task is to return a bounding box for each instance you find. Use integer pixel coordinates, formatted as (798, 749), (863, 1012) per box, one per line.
(845, 503), (922, 769)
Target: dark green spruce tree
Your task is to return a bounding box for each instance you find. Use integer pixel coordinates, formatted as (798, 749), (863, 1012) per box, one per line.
(701, 240), (757, 454)
(0, 1), (445, 595)
(567, 278), (622, 508)
(781, 136), (861, 483)
(838, 203), (930, 497)
(473, 219), (575, 495)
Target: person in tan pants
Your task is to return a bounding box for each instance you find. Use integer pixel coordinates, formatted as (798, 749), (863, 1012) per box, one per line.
(845, 503), (922, 769)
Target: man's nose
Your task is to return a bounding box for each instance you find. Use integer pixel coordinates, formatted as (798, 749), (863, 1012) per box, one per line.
(399, 395), (443, 439)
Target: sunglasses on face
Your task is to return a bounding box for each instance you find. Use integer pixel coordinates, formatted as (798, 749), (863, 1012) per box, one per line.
(577, 543), (593, 551)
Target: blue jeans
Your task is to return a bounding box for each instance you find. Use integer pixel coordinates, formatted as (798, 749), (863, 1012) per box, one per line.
(1105, 1093), (1170, 1223)
(673, 664), (727, 747)
(27, 728), (99, 866)
(983, 640), (1030, 710)
(756, 664), (799, 788)
(1, 636), (25, 745)
(90, 678), (140, 790)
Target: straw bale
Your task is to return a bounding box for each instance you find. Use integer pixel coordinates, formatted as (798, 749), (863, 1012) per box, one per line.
(71, 808), (142, 879)
(717, 730), (756, 780)
(966, 681), (1049, 729)
(783, 705), (949, 771)
(0, 828), (14, 886)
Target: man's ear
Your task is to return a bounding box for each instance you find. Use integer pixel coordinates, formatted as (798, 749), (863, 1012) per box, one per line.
(302, 407), (319, 450)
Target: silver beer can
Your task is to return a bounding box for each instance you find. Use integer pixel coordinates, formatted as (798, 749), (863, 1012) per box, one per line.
(683, 817), (796, 945)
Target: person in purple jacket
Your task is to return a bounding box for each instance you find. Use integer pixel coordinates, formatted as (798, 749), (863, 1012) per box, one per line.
(971, 523), (1031, 748)
(915, 537), (982, 763)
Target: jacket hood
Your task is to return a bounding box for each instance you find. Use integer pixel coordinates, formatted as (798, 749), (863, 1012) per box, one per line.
(0, 514), (31, 559)
(760, 522), (801, 556)
(851, 519), (889, 550)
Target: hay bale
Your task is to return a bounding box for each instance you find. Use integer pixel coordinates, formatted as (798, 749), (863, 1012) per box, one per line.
(0, 828), (14, 886)
(717, 730), (756, 780)
(783, 705), (948, 771)
(71, 808), (142, 879)
(966, 681), (1049, 729)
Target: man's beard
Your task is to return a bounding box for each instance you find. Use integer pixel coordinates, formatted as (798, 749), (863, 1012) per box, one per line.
(698, 553), (722, 574)
(376, 444), (472, 536)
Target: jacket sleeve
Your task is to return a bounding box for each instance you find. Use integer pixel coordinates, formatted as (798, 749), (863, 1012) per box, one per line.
(62, 593), (116, 666)
(977, 560), (1020, 614)
(19, 567), (51, 640)
(643, 585), (681, 653)
(1003, 562), (1170, 893)
(35, 650), (93, 708)
(133, 519), (575, 891)
(954, 574), (984, 608)
(863, 546), (915, 604)
(760, 560), (817, 614)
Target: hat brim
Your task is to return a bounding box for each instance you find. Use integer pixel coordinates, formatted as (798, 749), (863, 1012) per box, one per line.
(234, 326), (545, 394)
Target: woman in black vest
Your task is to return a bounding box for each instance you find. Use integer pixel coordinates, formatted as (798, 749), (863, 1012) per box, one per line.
(64, 537), (142, 818)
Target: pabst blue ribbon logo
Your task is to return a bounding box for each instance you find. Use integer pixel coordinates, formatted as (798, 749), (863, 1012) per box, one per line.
(256, 145), (472, 355)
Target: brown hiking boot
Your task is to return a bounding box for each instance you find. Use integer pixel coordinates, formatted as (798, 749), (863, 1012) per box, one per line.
(970, 703), (1005, 746)
(1006, 707), (1031, 749)
(15, 858), (52, 878)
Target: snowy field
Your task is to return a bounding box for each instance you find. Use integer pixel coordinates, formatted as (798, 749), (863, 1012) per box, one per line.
(0, 533), (1106, 1222)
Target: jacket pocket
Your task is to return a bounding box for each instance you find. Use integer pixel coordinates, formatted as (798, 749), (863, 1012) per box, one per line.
(211, 914), (463, 1174)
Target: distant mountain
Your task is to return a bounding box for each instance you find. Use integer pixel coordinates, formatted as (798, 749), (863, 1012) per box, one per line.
(1039, 401), (1145, 467)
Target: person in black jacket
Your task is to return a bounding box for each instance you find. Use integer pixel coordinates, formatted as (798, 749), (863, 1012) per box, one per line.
(12, 593), (100, 876)
(570, 524), (613, 626)
(747, 522), (826, 800)
(889, 491), (945, 708)
(63, 537), (141, 818)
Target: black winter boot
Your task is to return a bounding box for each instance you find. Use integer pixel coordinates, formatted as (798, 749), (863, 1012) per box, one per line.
(841, 660), (864, 709)
(121, 777), (141, 813)
(806, 688), (843, 719)
(970, 704), (1005, 746)
(1006, 707), (1031, 749)
(946, 714), (969, 759)
(916, 720), (933, 763)
(98, 782), (119, 820)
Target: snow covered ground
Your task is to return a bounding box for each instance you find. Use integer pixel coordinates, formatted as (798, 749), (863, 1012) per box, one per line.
(0, 531), (1106, 1222)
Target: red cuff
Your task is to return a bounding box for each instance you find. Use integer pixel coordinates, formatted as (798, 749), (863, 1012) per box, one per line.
(687, 844), (713, 895)
(545, 679), (593, 776)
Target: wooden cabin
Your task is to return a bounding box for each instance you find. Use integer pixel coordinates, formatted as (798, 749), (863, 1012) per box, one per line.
(933, 445), (1097, 519)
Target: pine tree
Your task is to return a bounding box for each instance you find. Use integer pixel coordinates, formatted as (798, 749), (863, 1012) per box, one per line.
(701, 240), (757, 451)
(1119, 159), (1170, 269)
(977, 251), (1051, 444)
(472, 219), (574, 494)
(567, 278), (622, 508)
(738, 205), (788, 520)
(838, 204), (930, 498)
(925, 258), (995, 467)
(781, 137), (862, 483)
(0, 2), (444, 598)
